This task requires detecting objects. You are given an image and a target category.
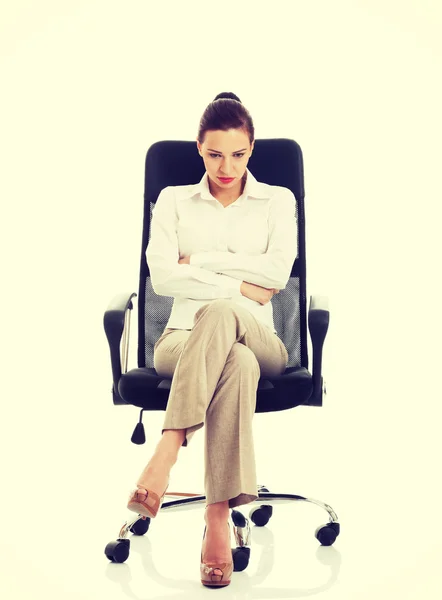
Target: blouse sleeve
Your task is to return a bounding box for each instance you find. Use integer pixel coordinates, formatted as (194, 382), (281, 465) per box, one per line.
(190, 189), (298, 289)
(146, 187), (243, 299)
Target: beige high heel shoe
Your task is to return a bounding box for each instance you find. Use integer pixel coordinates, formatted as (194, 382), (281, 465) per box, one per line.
(127, 479), (169, 519)
(200, 522), (233, 587)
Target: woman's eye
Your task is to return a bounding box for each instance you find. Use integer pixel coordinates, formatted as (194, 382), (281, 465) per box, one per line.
(209, 153), (245, 158)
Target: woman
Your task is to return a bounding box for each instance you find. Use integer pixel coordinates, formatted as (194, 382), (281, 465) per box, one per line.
(127, 92), (298, 587)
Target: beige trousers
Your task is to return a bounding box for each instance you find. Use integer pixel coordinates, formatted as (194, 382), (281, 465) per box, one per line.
(153, 299), (289, 508)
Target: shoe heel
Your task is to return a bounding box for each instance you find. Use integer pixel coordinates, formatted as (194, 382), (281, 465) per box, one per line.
(127, 482), (169, 519)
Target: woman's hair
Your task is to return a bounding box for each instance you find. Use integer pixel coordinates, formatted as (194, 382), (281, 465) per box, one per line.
(197, 92), (255, 145)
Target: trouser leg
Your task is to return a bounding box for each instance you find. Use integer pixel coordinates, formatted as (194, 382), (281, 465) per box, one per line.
(154, 299), (288, 506)
(204, 342), (260, 508)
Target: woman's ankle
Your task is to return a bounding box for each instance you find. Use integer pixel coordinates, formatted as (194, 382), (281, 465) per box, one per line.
(158, 429), (185, 458)
(151, 430), (183, 466)
(205, 501), (230, 522)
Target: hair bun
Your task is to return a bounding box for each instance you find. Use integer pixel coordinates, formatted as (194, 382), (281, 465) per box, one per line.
(214, 92), (242, 104)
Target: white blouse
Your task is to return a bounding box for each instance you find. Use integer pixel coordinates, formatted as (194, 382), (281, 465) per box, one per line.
(146, 168), (298, 334)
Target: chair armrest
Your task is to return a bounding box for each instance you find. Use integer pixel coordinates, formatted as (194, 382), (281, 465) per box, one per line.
(307, 295), (329, 406)
(103, 292), (137, 405)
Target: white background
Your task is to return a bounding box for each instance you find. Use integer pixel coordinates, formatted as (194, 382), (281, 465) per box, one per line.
(1, 1), (441, 598)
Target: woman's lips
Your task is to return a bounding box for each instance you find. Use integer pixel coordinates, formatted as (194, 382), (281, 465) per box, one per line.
(218, 177), (235, 183)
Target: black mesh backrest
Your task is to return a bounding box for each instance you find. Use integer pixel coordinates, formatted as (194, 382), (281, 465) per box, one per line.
(137, 139), (308, 372)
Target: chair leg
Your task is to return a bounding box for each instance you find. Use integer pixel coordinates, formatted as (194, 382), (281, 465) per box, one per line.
(254, 484), (340, 545)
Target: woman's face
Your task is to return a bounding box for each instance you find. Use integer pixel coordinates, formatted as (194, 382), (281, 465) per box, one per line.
(197, 128), (254, 196)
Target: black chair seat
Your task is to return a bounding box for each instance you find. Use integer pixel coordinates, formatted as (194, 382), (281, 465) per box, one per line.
(118, 367), (313, 412)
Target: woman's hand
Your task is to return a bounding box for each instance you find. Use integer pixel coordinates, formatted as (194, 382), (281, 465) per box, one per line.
(178, 256), (191, 265)
(240, 281), (280, 305)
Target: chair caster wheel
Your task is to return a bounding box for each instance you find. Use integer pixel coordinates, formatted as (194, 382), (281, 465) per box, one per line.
(315, 523), (340, 546)
(129, 517), (150, 535)
(232, 546), (250, 571)
(250, 505), (273, 527)
(231, 509), (247, 528)
(104, 539), (130, 563)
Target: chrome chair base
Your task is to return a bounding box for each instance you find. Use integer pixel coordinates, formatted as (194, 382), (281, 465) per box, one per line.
(107, 483), (340, 567)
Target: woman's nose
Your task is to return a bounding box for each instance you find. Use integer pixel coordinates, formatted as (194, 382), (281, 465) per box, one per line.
(221, 159), (231, 173)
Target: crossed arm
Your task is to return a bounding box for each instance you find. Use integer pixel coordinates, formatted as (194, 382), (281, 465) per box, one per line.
(147, 187), (297, 302)
(178, 255), (280, 304)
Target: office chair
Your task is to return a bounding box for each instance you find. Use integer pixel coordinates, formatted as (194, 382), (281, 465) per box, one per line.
(103, 138), (339, 567)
